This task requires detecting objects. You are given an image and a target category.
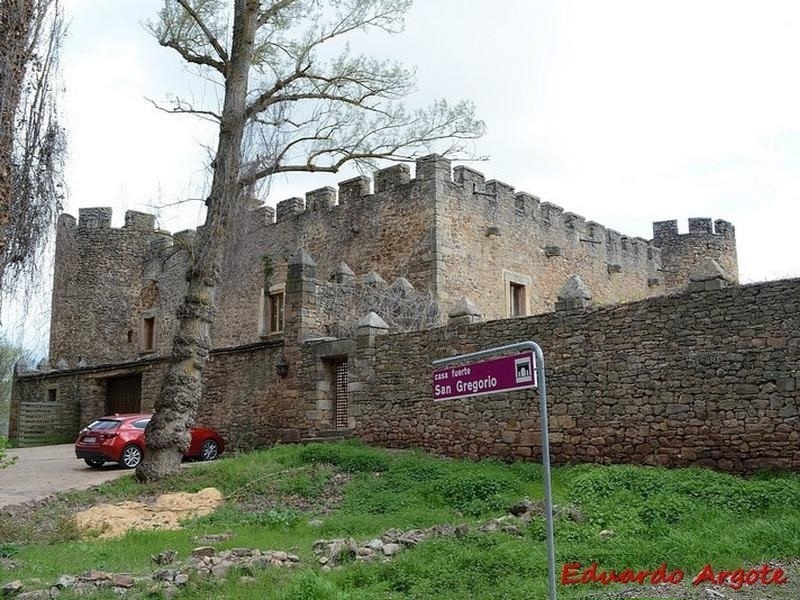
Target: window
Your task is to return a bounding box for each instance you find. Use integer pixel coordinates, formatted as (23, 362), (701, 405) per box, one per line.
(142, 316), (156, 352)
(503, 270), (532, 318)
(261, 286), (285, 335)
(133, 419), (150, 430)
(268, 291), (285, 333)
(46, 388), (58, 402)
(510, 282), (526, 317)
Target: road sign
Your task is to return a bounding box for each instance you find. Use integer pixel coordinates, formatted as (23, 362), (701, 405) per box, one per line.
(432, 351), (537, 401)
(432, 342), (557, 600)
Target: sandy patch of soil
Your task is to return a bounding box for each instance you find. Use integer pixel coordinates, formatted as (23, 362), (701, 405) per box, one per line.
(74, 487), (222, 538)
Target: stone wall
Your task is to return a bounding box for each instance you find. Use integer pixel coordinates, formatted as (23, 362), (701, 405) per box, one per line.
(349, 278), (800, 473)
(48, 157), (737, 370)
(10, 340), (291, 448)
(436, 160), (665, 317)
(653, 218), (738, 293)
(48, 210), (191, 367)
(212, 164), (439, 348)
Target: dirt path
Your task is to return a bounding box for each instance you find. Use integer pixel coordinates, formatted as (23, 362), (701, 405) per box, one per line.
(0, 444), (131, 508)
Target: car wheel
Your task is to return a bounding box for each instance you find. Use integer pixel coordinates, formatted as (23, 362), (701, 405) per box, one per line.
(120, 444), (143, 469)
(200, 439), (219, 461)
(84, 458), (105, 468)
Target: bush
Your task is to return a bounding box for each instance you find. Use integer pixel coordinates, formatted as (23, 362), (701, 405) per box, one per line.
(296, 441), (391, 473)
(0, 436), (15, 469)
(430, 471), (516, 516)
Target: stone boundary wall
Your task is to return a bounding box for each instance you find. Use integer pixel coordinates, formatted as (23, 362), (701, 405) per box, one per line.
(350, 278), (800, 473)
(9, 340), (290, 447)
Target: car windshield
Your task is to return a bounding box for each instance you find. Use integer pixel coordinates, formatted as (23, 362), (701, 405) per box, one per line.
(86, 419), (121, 431)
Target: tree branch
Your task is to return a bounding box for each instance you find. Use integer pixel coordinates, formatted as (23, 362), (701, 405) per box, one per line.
(145, 97), (222, 123)
(175, 0), (229, 66)
(159, 38), (226, 74)
(256, 0), (300, 28)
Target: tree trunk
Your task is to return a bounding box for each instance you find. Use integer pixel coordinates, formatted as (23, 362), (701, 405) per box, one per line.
(136, 0), (258, 482)
(0, 0), (35, 281)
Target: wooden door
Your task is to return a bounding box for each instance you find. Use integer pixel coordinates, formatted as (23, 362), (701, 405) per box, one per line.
(105, 375), (142, 414)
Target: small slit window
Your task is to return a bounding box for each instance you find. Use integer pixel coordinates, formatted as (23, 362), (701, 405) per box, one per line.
(510, 282), (526, 317)
(46, 388), (57, 402)
(142, 317), (155, 352)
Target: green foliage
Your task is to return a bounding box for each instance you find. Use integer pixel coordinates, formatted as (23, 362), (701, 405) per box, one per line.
(429, 471), (515, 516)
(0, 543), (19, 558)
(3, 443), (800, 599)
(0, 335), (26, 438)
(0, 436), (7, 468)
(261, 255), (274, 283)
(294, 441), (391, 474)
(277, 570), (344, 600)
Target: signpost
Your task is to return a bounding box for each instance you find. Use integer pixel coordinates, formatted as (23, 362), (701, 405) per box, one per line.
(432, 341), (557, 600)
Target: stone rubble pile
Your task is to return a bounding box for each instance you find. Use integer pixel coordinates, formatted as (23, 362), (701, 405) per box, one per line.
(0, 546), (299, 599)
(312, 497), (575, 569)
(2, 499), (582, 595)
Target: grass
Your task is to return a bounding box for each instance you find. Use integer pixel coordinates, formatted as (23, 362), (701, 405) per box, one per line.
(1, 440), (799, 599)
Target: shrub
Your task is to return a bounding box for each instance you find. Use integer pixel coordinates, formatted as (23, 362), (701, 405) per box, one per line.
(296, 441), (390, 473)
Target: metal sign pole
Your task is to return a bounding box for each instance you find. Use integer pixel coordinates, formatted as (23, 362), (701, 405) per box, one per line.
(432, 341), (557, 600)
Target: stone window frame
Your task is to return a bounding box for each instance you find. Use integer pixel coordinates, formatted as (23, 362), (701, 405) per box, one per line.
(139, 312), (158, 354)
(45, 385), (58, 403)
(502, 270), (532, 318)
(259, 283), (286, 337)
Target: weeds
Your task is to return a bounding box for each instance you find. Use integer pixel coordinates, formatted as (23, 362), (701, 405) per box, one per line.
(1, 442), (799, 599)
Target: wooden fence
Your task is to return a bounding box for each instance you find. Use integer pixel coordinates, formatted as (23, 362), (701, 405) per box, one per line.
(16, 401), (81, 447)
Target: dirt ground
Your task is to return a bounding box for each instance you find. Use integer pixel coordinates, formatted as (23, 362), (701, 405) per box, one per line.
(0, 444), (131, 508)
(74, 487), (223, 538)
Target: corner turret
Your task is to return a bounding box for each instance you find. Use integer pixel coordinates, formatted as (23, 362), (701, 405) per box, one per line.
(652, 218), (738, 293)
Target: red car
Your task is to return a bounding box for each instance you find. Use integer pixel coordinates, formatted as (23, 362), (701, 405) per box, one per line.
(74, 413), (225, 469)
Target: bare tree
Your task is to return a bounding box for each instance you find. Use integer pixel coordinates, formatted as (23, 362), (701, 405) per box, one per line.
(136, 0), (484, 481)
(0, 0), (66, 302)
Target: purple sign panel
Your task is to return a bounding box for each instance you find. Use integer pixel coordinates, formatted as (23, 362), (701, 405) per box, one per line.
(432, 351), (537, 401)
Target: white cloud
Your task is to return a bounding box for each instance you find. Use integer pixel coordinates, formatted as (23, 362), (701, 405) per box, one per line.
(4, 0), (800, 346)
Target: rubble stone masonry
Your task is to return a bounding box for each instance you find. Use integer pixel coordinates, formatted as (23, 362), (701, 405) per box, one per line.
(349, 278), (800, 473)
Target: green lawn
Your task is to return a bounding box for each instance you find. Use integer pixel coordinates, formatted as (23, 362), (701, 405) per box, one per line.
(1, 440), (798, 599)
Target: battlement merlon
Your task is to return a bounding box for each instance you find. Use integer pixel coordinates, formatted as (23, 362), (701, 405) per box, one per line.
(74, 207), (158, 232)
(653, 218), (736, 241)
(78, 207), (112, 229)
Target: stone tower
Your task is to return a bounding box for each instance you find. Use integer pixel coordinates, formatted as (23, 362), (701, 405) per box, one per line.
(652, 218), (737, 293)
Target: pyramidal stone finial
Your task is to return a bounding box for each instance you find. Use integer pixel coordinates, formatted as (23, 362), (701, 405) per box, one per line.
(289, 247), (316, 267)
(391, 276), (415, 295)
(55, 358), (69, 370)
(558, 275), (592, 301)
(555, 275), (592, 311)
(364, 271), (386, 285)
(77, 357), (88, 368)
(331, 261), (355, 284)
(36, 358), (50, 372)
(448, 297), (483, 325)
(448, 297), (481, 319)
(688, 257), (732, 292)
(357, 311), (389, 331)
(689, 257), (731, 283)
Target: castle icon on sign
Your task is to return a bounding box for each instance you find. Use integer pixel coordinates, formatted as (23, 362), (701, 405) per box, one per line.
(515, 356), (533, 383)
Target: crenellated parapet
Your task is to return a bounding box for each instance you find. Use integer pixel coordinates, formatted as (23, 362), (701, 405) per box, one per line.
(653, 218), (735, 242)
(50, 207), (193, 366)
(269, 155), (450, 225)
(651, 218), (738, 294)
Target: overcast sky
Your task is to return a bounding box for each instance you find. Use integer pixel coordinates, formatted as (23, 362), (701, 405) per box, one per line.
(4, 0), (800, 354)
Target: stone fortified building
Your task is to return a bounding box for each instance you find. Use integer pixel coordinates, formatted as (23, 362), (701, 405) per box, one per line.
(46, 154), (737, 367)
(12, 155), (795, 478)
